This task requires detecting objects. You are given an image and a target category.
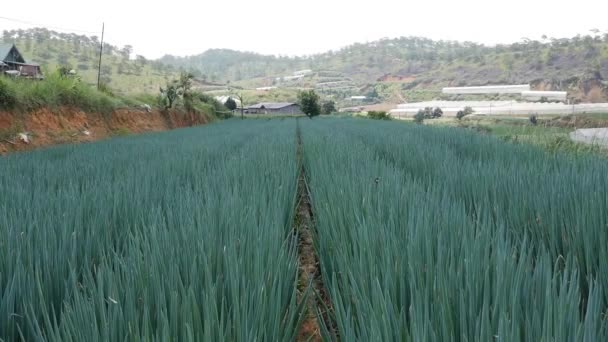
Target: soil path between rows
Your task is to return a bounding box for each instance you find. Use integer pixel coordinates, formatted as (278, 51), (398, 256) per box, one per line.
(295, 121), (337, 341)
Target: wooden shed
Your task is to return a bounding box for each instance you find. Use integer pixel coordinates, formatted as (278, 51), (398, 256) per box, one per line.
(0, 43), (43, 79)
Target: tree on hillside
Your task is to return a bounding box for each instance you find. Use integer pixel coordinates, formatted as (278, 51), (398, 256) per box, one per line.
(24, 39), (32, 52)
(298, 90), (321, 118)
(422, 107), (434, 119)
(178, 72), (193, 93)
(159, 84), (179, 109)
(178, 73), (195, 111)
(136, 55), (147, 66)
(366, 87), (379, 100)
(2, 30), (12, 42)
(236, 93), (245, 119)
(225, 97), (237, 111)
(57, 52), (70, 66)
(226, 91), (245, 119)
(121, 45), (133, 60)
(432, 107), (443, 118)
(321, 100), (336, 115)
(159, 73), (194, 110)
(414, 110), (425, 124)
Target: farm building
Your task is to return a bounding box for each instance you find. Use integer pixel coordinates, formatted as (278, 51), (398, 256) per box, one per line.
(245, 103), (303, 115)
(0, 43), (43, 79)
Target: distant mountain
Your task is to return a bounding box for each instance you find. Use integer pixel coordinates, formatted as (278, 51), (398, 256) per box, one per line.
(161, 35), (608, 102)
(1, 28), (178, 94)
(159, 49), (304, 83)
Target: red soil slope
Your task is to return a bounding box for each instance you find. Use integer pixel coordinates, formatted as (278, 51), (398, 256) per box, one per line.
(0, 107), (209, 155)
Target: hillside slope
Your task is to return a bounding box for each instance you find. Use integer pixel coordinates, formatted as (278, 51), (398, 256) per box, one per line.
(4, 28), (608, 103)
(161, 35), (608, 103)
(1, 28), (179, 94)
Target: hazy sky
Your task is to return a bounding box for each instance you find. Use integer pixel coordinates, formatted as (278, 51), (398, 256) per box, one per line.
(1, 0), (607, 59)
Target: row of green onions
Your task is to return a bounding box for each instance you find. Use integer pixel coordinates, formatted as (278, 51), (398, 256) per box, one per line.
(301, 117), (607, 341)
(0, 119), (304, 341)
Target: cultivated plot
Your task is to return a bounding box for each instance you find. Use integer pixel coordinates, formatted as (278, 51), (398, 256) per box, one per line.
(1, 117), (607, 341)
(301, 118), (608, 341)
(1, 120), (302, 341)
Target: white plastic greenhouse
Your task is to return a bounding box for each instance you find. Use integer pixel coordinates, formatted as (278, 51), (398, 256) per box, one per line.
(442, 85), (530, 94)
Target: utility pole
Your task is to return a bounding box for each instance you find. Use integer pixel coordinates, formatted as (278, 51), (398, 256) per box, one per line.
(237, 93), (244, 119)
(97, 22), (104, 90)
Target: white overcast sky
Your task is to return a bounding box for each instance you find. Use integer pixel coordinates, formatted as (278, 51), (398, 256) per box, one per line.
(1, 0), (607, 59)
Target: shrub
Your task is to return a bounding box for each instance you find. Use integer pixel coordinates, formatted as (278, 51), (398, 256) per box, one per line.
(196, 93), (226, 113)
(0, 72), (125, 115)
(368, 111), (391, 120)
(322, 100), (337, 115)
(0, 77), (17, 109)
(57, 65), (72, 78)
(224, 97), (237, 111)
(457, 106), (474, 120)
(159, 83), (179, 109)
(422, 107), (434, 119)
(298, 90), (321, 118)
(432, 107), (443, 118)
(414, 110), (425, 124)
(98, 82), (115, 97)
(529, 114), (538, 126)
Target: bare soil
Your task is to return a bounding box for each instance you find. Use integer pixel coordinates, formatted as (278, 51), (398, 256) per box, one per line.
(295, 124), (336, 342)
(295, 169), (322, 342)
(0, 107), (209, 155)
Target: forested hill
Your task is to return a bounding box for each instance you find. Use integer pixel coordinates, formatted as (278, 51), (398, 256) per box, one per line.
(1, 28), (179, 94)
(158, 49), (297, 83)
(3, 28), (608, 102)
(161, 35), (608, 102)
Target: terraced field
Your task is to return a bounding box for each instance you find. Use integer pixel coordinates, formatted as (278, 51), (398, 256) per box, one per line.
(1, 118), (607, 341)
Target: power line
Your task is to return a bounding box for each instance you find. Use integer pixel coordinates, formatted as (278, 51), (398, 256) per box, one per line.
(0, 16), (100, 35)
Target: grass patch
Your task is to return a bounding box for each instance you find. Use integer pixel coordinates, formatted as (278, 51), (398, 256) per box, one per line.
(457, 117), (607, 156)
(111, 127), (131, 136)
(0, 73), (139, 115)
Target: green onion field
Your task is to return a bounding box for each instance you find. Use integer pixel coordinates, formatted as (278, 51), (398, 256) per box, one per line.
(1, 117), (607, 341)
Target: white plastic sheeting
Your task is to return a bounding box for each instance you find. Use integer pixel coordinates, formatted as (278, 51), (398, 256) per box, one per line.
(570, 128), (608, 147)
(442, 85), (530, 94)
(390, 101), (608, 117)
(214, 96), (242, 106)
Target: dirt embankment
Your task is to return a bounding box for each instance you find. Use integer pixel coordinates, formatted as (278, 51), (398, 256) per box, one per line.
(0, 107), (209, 155)
(532, 78), (608, 103)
